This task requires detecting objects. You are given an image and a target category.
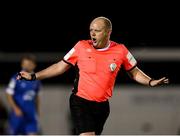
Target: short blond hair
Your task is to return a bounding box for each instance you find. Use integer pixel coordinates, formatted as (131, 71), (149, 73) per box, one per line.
(93, 16), (112, 30)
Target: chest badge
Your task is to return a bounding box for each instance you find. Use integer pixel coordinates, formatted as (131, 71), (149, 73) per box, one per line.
(109, 63), (117, 72)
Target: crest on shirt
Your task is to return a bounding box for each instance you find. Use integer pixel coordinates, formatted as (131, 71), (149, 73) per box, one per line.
(109, 63), (117, 72)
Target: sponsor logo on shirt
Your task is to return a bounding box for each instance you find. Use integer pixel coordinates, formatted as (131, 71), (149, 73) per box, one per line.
(23, 90), (36, 101)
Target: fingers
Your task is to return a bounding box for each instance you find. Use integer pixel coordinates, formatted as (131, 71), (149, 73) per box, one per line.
(20, 71), (25, 76)
(163, 78), (169, 84)
(16, 75), (21, 80)
(16, 72), (23, 80)
(158, 77), (166, 81)
(158, 77), (169, 85)
(16, 71), (30, 80)
(16, 72), (24, 80)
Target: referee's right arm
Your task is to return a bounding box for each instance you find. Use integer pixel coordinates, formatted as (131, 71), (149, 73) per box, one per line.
(19, 60), (71, 80)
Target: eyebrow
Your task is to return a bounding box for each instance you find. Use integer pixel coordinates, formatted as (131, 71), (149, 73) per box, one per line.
(90, 26), (105, 30)
(90, 28), (104, 32)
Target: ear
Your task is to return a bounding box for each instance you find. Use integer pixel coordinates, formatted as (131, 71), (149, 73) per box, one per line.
(108, 30), (112, 35)
(104, 32), (107, 36)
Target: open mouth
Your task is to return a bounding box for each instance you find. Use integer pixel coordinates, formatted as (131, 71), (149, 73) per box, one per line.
(92, 38), (97, 44)
(91, 38), (98, 47)
(92, 38), (96, 41)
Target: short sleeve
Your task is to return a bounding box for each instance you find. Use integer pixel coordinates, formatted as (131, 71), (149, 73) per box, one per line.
(6, 77), (16, 95)
(63, 41), (81, 66)
(122, 45), (137, 71)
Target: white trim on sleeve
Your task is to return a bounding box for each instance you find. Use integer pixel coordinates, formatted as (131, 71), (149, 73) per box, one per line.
(127, 51), (137, 66)
(6, 78), (16, 95)
(6, 88), (14, 95)
(64, 48), (75, 61)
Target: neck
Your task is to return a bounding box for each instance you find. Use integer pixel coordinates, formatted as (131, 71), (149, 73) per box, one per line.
(96, 41), (110, 51)
(103, 40), (110, 48)
(96, 40), (110, 49)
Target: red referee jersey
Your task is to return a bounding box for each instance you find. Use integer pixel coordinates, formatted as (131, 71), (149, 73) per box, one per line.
(63, 40), (137, 102)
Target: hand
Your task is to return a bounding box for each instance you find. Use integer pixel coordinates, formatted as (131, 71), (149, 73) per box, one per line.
(14, 107), (23, 117)
(17, 71), (34, 80)
(149, 77), (169, 87)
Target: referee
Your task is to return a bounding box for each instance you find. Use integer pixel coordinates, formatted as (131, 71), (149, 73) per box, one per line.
(18, 17), (169, 135)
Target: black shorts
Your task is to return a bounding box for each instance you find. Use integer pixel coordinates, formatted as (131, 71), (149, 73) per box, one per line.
(69, 93), (110, 135)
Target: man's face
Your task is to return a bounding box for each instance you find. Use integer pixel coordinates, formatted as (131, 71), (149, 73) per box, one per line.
(90, 19), (110, 49)
(21, 59), (36, 72)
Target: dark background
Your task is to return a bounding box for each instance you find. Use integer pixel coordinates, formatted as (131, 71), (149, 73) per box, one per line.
(0, 2), (180, 85)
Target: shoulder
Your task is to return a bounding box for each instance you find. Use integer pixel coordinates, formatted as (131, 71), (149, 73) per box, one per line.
(74, 40), (91, 49)
(76, 40), (91, 45)
(78, 40), (91, 43)
(110, 41), (127, 50)
(10, 73), (18, 80)
(7, 73), (18, 88)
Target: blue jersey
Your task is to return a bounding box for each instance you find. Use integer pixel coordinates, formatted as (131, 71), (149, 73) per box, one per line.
(6, 73), (41, 116)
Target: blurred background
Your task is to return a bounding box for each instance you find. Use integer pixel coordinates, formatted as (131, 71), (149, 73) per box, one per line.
(0, 1), (180, 135)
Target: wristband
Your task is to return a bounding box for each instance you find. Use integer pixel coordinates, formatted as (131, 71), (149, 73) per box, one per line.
(18, 72), (36, 81)
(149, 79), (154, 87)
(30, 73), (36, 80)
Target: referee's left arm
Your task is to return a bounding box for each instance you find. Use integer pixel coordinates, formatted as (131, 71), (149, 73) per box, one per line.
(128, 66), (169, 87)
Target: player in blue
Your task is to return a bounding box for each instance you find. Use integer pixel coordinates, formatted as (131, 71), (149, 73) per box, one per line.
(5, 54), (41, 135)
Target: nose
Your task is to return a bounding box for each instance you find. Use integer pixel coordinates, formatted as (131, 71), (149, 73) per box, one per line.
(92, 32), (96, 37)
(90, 30), (96, 37)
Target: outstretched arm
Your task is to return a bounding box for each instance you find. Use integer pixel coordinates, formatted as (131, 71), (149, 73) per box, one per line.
(128, 67), (169, 87)
(19, 60), (71, 80)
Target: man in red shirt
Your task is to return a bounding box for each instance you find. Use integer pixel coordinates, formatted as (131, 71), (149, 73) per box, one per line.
(19, 17), (169, 135)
